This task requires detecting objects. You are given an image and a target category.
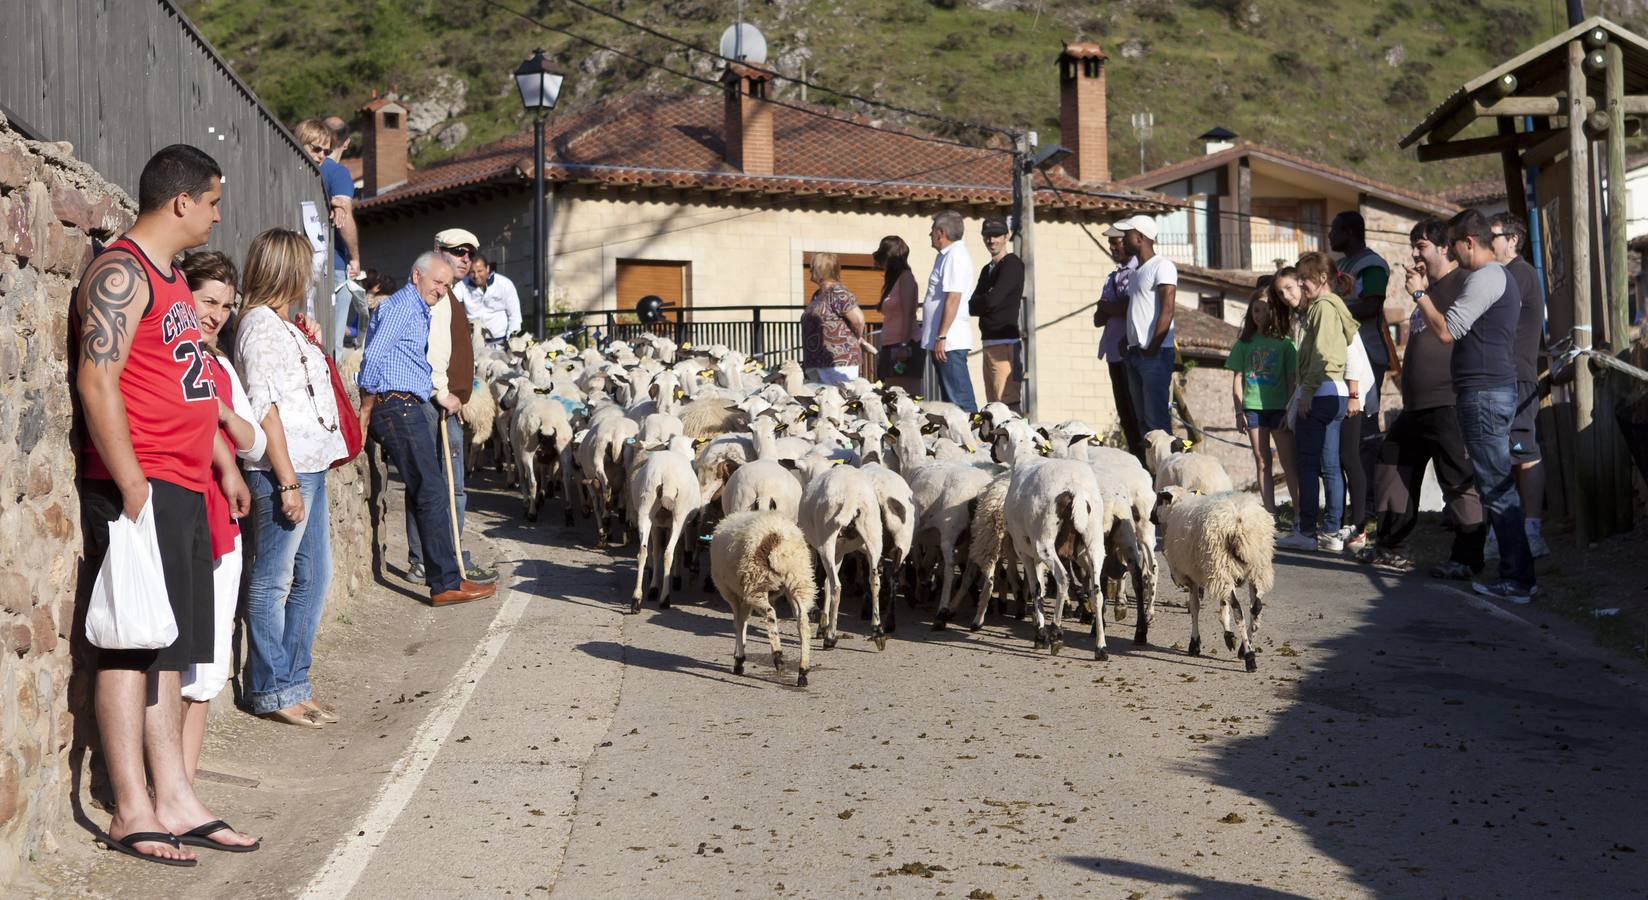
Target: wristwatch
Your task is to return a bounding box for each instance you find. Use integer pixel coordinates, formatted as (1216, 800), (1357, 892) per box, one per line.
(1411, 290), (1426, 300)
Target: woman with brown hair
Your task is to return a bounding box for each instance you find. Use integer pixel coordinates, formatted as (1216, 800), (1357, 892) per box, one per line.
(233, 229), (347, 728)
(872, 235), (920, 388)
(177, 251), (267, 786)
(1276, 252), (1358, 554)
(801, 251), (867, 386)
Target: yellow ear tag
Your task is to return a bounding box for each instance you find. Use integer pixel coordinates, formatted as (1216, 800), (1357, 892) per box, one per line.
(831, 459), (846, 466)
(681, 342), (693, 349)
(913, 395), (922, 402)
(1184, 440), (1196, 450)
(873, 380), (883, 388)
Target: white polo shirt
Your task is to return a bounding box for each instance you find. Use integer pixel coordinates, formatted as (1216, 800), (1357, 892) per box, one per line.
(922, 241), (976, 352)
(460, 271), (522, 340)
(1125, 253), (1178, 349)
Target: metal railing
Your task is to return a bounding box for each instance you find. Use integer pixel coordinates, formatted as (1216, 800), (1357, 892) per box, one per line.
(561, 304), (884, 366)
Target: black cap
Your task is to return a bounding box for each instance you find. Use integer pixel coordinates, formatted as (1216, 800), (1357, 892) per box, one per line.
(981, 217), (1010, 237)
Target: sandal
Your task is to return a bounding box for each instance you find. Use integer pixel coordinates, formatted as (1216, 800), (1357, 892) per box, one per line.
(99, 830), (198, 867)
(176, 819), (261, 853)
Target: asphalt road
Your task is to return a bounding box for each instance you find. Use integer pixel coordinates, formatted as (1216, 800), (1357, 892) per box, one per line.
(31, 476), (1648, 898)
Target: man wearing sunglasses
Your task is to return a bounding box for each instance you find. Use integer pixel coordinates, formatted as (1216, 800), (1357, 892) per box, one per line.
(404, 228), (497, 585)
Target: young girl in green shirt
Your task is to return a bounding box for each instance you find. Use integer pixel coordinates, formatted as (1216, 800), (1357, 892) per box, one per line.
(1226, 281), (1299, 513)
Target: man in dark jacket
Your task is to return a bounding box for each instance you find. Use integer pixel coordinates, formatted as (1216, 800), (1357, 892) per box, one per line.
(969, 217), (1025, 409)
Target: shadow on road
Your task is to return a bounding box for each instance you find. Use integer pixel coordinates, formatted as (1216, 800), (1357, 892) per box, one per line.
(1063, 857), (1315, 899)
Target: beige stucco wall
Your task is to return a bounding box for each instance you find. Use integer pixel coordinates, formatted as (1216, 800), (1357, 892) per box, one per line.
(361, 187), (1127, 429)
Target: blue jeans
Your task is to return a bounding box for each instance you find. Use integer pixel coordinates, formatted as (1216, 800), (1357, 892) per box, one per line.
(407, 403), (471, 570)
(329, 269), (350, 361)
(1456, 388), (1535, 587)
(1295, 393), (1347, 535)
(244, 470), (331, 715)
(1125, 343), (1176, 434)
(372, 395), (463, 593)
(932, 347), (977, 413)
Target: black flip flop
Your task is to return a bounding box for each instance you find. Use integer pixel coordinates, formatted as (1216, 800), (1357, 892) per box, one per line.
(98, 831), (199, 867)
(176, 819), (261, 853)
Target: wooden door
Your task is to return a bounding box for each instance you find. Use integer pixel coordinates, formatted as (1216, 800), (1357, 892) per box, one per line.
(616, 259), (688, 314)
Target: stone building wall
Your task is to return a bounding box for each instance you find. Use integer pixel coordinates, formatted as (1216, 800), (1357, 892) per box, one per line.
(0, 113), (132, 888)
(0, 114), (372, 890)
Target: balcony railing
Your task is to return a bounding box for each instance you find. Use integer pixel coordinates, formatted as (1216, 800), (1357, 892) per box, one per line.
(556, 304), (884, 368)
(1156, 217), (1328, 273)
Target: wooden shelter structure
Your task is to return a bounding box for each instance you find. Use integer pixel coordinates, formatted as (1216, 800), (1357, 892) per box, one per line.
(1399, 16), (1646, 543)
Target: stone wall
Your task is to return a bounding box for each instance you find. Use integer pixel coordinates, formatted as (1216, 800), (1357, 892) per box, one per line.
(0, 114), (373, 890)
(0, 113), (132, 888)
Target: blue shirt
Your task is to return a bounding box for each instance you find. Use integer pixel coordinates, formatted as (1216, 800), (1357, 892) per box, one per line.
(358, 283), (434, 398)
(321, 158), (354, 271)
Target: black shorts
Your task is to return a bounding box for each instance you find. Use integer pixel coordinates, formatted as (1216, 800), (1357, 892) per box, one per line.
(1510, 380), (1541, 464)
(79, 478), (214, 673)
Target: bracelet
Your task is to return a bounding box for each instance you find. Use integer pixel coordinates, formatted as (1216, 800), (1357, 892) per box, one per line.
(276, 483), (301, 494)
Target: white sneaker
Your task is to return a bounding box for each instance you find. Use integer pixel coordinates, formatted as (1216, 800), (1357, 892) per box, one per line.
(1316, 532), (1345, 553)
(1527, 531), (1551, 558)
(1276, 531), (1316, 551)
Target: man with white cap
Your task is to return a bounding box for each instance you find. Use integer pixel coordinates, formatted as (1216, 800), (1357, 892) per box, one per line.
(405, 227), (497, 585)
(1110, 214), (1177, 437)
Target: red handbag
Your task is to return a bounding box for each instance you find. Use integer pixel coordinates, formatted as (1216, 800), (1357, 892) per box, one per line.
(289, 315), (364, 469)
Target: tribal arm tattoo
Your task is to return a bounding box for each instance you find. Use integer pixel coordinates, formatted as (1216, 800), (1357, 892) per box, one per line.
(78, 255), (145, 368)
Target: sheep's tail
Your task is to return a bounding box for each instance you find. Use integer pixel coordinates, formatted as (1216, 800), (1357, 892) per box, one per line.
(761, 529), (817, 614)
(1226, 496), (1276, 596)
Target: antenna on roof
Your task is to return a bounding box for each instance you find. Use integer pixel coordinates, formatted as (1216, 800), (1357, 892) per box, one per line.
(1130, 111), (1155, 176)
(720, 1), (768, 64)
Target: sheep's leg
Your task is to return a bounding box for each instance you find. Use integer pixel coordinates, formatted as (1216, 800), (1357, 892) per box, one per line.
(1220, 590), (1237, 651)
(793, 590), (812, 688)
(881, 556), (900, 633)
(731, 603), (749, 675)
(1129, 540), (1151, 647)
(1002, 552), (1028, 620)
(1017, 544), (1051, 650)
(1187, 586), (1204, 657)
(657, 510), (687, 610)
(1243, 582), (1263, 673)
(1040, 540), (1070, 655)
(559, 446), (577, 528)
(591, 477), (611, 545)
(1088, 543), (1109, 661)
(818, 540), (843, 650)
(866, 548), (886, 651)
(970, 553), (998, 632)
(519, 441), (540, 522)
(932, 530), (962, 627)
(630, 513), (653, 614)
(763, 599), (784, 673)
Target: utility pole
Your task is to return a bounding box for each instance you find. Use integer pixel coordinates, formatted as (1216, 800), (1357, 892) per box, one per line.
(1013, 132), (1038, 421)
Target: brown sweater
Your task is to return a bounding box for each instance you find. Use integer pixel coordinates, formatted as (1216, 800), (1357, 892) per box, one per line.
(448, 296), (474, 404)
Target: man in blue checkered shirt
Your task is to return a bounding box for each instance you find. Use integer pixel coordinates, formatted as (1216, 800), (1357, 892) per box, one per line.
(357, 252), (496, 607)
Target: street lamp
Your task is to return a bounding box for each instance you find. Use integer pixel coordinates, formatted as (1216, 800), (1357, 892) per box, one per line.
(515, 48), (565, 339)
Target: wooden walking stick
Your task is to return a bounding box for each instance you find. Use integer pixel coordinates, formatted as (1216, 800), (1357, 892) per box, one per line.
(439, 413), (465, 571)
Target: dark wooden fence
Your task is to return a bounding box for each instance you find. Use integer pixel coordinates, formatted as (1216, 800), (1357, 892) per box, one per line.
(4, 0), (326, 292)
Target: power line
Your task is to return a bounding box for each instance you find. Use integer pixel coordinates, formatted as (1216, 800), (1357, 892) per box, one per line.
(556, 0), (1017, 141)
(476, 0), (1011, 156)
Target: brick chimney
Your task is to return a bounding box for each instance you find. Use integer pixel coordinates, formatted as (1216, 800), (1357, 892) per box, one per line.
(359, 97), (410, 196)
(1057, 42), (1109, 183)
(721, 63), (776, 175)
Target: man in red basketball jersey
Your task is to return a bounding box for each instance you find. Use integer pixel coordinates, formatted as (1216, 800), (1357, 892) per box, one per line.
(75, 145), (259, 865)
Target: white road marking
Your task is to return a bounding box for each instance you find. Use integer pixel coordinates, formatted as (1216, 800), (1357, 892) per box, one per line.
(299, 576), (533, 900)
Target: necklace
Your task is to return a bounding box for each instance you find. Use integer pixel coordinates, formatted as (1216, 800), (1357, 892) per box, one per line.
(279, 314), (339, 434)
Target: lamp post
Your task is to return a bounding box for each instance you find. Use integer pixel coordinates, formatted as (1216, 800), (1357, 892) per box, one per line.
(515, 48), (565, 339)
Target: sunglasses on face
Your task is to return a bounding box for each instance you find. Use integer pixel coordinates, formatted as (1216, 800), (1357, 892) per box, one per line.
(306, 143), (329, 155)
(442, 246), (474, 258)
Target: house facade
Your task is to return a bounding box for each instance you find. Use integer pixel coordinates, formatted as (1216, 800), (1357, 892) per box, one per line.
(353, 45), (1231, 430)
(1122, 138), (1458, 328)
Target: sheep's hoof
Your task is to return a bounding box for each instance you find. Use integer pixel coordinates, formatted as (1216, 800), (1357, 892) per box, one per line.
(1078, 607), (1094, 625)
(968, 619), (984, 633)
(525, 509), (538, 523)
(629, 597), (642, 615)
(1048, 635), (1064, 656)
(1244, 650), (1258, 673)
(645, 587), (660, 605)
(1031, 633), (1047, 650)
(659, 595), (672, 610)
(1188, 637), (1201, 657)
(772, 650), (784, 670)
(1094, 645), (1109, 662)
(1113, 603), (1128, 622)
(1133, 625), (1149, 647)
(931, 609), (951, 631)
(822, 634), (837, 650)
(1224, 630), (1236, 651)
(796, 668), (809, 688)
(872, 629), (888, 651)
(732, 656), (745, 676)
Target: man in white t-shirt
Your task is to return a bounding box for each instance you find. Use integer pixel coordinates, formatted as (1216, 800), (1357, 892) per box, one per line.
(921, 209), (978, 412)
(1113, 214), (1177, 435)
(459, 252), (522, 345)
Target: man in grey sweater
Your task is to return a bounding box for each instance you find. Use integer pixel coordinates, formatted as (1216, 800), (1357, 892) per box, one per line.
(1410, 209), (1536, 603)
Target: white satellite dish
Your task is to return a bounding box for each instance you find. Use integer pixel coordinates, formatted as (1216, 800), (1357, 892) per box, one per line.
(719, 23), (767, 64)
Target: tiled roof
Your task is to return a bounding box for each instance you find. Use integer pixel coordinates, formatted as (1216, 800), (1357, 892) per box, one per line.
(1176, 306), (1240, 359)
(1120, 142), (1457, 217)
(1441, 178), (1507, 207)
(356, 91), (1170, 216)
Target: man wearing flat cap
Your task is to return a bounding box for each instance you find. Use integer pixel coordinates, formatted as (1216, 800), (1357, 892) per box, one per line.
(405, 227), (497, 585)
(969, 216), (1024, 410)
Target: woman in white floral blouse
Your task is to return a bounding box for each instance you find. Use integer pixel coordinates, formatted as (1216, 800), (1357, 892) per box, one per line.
(233, 229), (346, 729)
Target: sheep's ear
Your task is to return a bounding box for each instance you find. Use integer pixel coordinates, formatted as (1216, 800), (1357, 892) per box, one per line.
(886, 426), (900, 438)
(777, 458), (799, 471)
(1156, 488), (1175, 507)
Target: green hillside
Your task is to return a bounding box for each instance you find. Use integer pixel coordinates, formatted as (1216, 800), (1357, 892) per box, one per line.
(177, 0), (1648, 193)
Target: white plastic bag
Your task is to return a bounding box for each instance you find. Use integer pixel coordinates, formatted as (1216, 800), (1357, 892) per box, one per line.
(85, 488), (177, 650)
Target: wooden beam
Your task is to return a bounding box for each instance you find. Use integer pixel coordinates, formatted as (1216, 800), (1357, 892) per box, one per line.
(1417, 127), (1562, 162)
(1477, 96), (1594, 117)
(1521, 127), (1575, 170)
(1606, 42), (1631, 354)
(1569, 37), (1599, 546)
(1499, 119), (1530, 222)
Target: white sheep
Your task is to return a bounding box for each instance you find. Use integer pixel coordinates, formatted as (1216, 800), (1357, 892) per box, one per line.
(721, 458), (803, 521)
(1144, 429), (1234, 494)
(710, 511), (817, 687)
(1004, 459), (1110, 659)
(575, 413), (638, 545)
(626, 435), (703, 614)
(908, 461), (996, 621)
(1156, 486), (1276, 672)
(678, 397), (750, 440)
(957, 470), (1024, 631)
(511, 394), (576, 526)
(860, 462), (917, 634)
(799, 462), (886, 650)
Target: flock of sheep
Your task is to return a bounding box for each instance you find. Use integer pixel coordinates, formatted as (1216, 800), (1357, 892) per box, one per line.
(386, 330), (1281, 687)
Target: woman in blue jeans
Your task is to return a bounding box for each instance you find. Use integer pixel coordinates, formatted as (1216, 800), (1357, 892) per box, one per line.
(1276, 254), (1359, 552)
(234, 230), (348, 728)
